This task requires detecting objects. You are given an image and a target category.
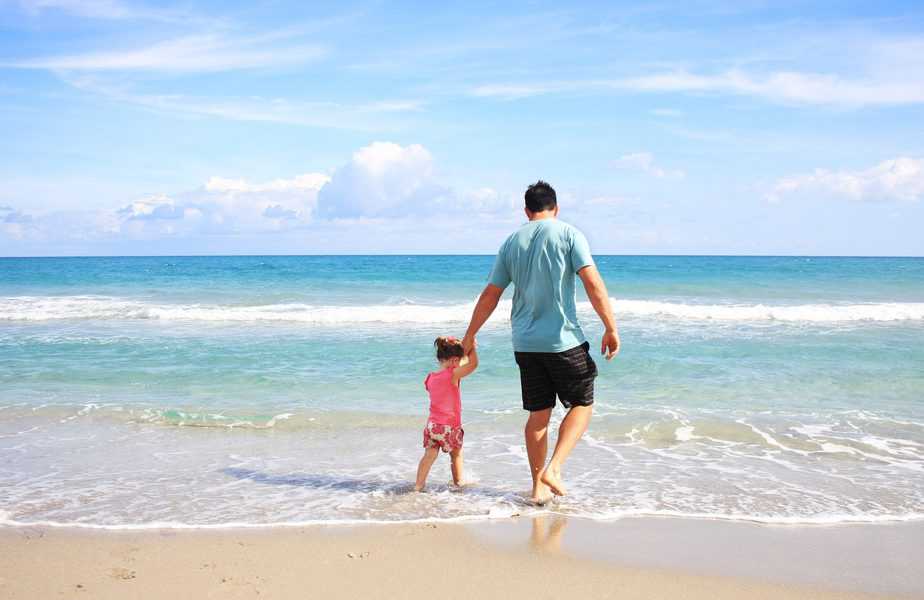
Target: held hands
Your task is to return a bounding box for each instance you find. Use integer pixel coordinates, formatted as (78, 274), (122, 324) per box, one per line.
(461, 335), (477, 356)
(601, 329), (620, 360)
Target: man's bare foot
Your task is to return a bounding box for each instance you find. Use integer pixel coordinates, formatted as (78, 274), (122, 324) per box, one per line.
(530, 480), (553, 505)
(540, 467), (566, 496)
(413, 485), (424, 492)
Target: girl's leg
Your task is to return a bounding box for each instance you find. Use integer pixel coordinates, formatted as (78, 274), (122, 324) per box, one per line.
(414, 447), (440, 491)
(449, 448), (464, 486)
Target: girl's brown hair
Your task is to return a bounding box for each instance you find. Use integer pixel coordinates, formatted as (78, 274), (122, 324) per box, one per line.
(434, 336), (465, 361)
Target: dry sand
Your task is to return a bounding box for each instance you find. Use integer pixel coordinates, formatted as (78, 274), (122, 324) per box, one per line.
(2, 517), (920, 600)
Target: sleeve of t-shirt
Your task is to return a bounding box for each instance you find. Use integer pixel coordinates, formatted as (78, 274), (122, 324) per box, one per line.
(487, 242), (511, 289)
(570, 230), (595, 272)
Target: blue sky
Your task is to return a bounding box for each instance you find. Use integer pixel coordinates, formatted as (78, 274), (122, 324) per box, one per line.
(1, 0), (923, 256)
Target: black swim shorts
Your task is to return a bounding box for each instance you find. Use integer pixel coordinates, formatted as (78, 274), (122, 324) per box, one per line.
(514, 341), (597, 412)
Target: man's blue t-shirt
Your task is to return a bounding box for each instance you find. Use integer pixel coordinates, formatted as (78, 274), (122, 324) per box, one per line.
(488, 219), (594, 353)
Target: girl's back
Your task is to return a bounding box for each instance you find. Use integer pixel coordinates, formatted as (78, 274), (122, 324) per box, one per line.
(425, 367), (461, 427)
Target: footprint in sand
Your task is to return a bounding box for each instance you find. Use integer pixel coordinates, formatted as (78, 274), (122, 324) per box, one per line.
(108, 567), (136, 581)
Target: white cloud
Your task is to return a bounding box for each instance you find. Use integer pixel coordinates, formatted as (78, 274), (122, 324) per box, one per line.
(205, 173), (330, 194)
(2, 142), (530, 252)
(105, 171), (331, 239)
(117, 194), (186, 220)
(2, 143), (517, 250)
(766, 157), (924, 203)
(316, 142), (450, 218)
(611, 152), (684, 179)
(1, 206), (33, 224)
(262, 205), (299, 220)
(8, 33), (326, 73)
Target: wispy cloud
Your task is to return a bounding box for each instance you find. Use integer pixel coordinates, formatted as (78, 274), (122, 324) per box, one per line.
(8, 32), (326, 73)
(16, 0), (204, 23)
(617, 69), (924, 107)
(611, 152), (684, 179)
(469, 83), (564, 100)
(649, 108), (683, 118)
(61, 75), (421, 130)
(766, 157), (924, 203)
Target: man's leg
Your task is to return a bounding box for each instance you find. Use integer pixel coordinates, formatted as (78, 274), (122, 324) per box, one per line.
(525, 408), (552, 502)
(540, 404), (593, 496)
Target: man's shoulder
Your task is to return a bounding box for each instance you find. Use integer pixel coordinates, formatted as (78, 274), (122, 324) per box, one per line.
(553, 219), (583, 235)
(497, 228), (519, 252)
(502, 220), (585, 249)
(500, 222), (533, 247)
(542, 219), (585, 244)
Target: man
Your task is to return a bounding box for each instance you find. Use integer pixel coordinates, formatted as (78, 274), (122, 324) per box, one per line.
(461, 180), (620, 503)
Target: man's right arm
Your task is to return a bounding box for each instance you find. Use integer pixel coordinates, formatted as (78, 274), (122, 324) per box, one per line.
(577, 265), (620, 360)
(461, 284), (504, 355)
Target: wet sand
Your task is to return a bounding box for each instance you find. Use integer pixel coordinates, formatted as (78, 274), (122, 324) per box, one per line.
(1, 516), (921, 599)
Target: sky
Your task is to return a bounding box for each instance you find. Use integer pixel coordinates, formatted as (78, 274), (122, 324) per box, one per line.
(1, 0), (923, 256)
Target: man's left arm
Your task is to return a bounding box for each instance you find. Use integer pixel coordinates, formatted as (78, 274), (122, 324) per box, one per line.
(577, 265), (620, 360)
(462, 241), (510, 354)
(462, 284), (504, 355)
(571, 228), (620, 360)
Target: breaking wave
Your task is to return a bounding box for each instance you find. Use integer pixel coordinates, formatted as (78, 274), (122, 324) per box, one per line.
(1, 295), (923, 324)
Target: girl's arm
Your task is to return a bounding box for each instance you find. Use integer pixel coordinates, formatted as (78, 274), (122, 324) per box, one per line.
(451, 347), (478, 386)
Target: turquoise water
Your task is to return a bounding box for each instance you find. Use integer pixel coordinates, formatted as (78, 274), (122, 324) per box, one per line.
(1, 256), (922, 527)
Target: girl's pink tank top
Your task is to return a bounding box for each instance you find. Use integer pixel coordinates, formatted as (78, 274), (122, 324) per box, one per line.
(424, 367), (461, 427)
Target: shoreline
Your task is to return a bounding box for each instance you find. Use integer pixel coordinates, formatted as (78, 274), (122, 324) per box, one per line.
(3, 510), (924, 530)
(2, 516), (921, 599)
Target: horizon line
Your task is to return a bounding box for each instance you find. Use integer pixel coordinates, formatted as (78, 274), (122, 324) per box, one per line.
(1, 253), (923, 259)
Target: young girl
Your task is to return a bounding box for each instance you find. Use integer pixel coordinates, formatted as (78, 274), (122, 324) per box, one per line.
(414, 336), (478, 492)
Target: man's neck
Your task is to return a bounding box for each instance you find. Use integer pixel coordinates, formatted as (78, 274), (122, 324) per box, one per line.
(528, 211), (556, 221)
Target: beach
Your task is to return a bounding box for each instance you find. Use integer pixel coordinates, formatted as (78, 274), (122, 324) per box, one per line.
(2, 517), (921, 599)
(5, 0), (924, 595)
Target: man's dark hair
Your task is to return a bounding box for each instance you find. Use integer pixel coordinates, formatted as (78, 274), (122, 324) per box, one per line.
(524, 180), (557, 212)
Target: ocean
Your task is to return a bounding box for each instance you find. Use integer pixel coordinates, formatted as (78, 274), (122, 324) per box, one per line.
(1, 255), (922, 528)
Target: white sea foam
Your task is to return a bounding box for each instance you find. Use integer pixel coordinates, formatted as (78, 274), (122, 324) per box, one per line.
(2, 508), (922, 530)
(674, 425), (696, 442)
(2, 411), (922, 529)
(2, 295), (923, 324)
(612, 299), (924, 322)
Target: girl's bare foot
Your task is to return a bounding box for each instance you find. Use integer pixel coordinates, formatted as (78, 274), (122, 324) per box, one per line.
(540, 468), (566, 496)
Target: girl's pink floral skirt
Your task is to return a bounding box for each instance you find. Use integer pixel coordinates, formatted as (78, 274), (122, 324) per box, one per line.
(423, 421), (464, 453)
